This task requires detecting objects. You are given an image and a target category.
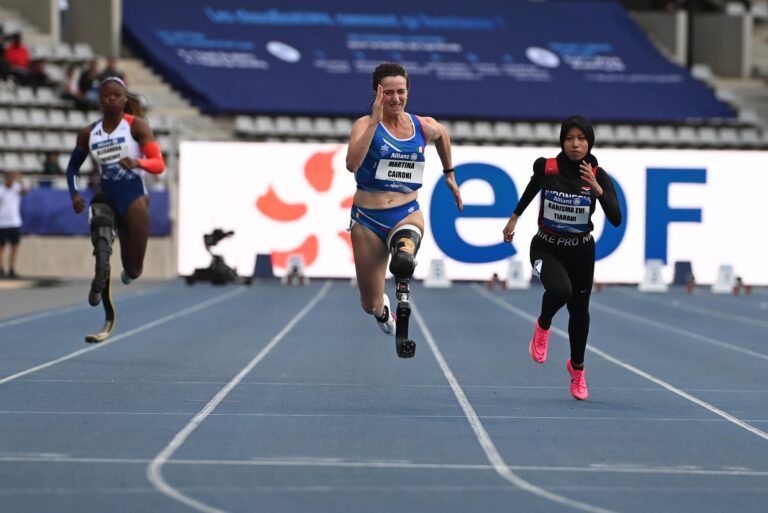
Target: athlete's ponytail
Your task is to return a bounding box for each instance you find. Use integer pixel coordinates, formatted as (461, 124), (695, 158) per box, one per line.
(124, 91), (146, 118)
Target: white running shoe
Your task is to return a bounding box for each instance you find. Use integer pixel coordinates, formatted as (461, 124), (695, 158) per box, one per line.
(376, 294), (396, 335)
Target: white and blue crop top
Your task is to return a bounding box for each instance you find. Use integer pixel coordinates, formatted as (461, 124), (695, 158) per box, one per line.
(355, 113), (427, 194)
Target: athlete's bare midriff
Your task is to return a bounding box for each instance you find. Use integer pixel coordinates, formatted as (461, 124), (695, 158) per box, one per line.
(353, 189), (418, 209)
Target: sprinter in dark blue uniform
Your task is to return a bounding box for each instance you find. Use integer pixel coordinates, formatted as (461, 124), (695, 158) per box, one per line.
(503, 115), (622, 399)
(346, 62), (463, 358)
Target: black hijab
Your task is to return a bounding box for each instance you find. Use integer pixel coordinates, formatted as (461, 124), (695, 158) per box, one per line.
(557, 115), (597, 172)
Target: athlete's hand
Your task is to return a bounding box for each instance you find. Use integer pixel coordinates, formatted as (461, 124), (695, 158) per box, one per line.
(580, 160), (603, 196)
(371, 84), (384, 124)
(444, 172), (463, 212)
(503, 215), (518, 243)
(71, 194), (86, 214)
(120, 157), (140, 169)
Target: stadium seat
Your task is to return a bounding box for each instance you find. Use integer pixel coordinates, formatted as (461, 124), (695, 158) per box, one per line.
(274, 116), (297, 137)
(313, 117), (335, 138)
(72, 43), (95, 62)
(451, 121), (474, 142)
(1, 153), (23, 172)
(635, 126), (657, 146)
(493, 121), (515, 142)
(234, 115), (254, 136)
(717, 126), (739, 148)
(696, 126), (719, 147)
(594, 124), (617, 147)
(675, 126), (698, 147)
(252, 115), (275, 136)
(514, 122), (536, 144)
(655, 125), (677, 147)
(738, 126), (762, 148)
(332, 118), (352, 138)
(613, 125), (636, 146)
(47, 109), (68, 129)
(66, 110), (87, 130)
(29, 108), (49, 129)
(24, 131), (45, 151)
(9, 108), (30, 128)
(293, 117), (315, 137)
(473, 121), (495, 142)
(533, 122), (556, 144)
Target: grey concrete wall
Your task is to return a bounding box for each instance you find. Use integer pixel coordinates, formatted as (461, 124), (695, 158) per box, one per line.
(632, 11), (687, 66)
(14, 236), (175, 279)
(694, 13), (752, 78)
(632, 11), (753, 78)
(67, 0), (122, 57)
(1, 0), (58, 37)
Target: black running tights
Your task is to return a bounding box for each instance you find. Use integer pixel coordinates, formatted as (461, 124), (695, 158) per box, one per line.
(529, 236), (595, 364)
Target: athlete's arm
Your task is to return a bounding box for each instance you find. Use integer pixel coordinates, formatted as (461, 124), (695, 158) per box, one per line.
(595, 168), (622, 226)
(504, 158), (544, 242)
(346, 85), (384, 172)
(419, 115), (463, 212)
(513, 157), (546, 217)
(346, 116), (378, 172)
(66, 125), (91, 213)
(121, 117), (165, 174)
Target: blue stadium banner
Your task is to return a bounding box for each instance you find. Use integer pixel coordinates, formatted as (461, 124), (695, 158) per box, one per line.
(20, 189), (170, 236)
(124, 0), (734, 122)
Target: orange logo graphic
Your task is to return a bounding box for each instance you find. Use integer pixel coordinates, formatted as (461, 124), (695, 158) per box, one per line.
(255, 148), (354, 269)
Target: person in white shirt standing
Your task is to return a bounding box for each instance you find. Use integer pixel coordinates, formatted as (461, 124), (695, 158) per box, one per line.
(0, 171), (28, 279)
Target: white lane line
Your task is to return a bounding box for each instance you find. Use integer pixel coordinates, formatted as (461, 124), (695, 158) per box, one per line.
(612, 287), (768, 329)
(5, 410), (761, 422)
(0, 288), (246, 386)
(0, 284), (169, 329)
(5, 455), (768, 477)
(590, 301), (768, 362)
(473, 285), (768, 443)
(146, 281), (332, 513)
(411, 302), (617, 513)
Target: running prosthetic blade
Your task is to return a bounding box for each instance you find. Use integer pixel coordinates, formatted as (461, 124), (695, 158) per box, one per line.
(85, 267), (115, 343)
(394, 279), (415, 358)
(88, 241), (111, 306)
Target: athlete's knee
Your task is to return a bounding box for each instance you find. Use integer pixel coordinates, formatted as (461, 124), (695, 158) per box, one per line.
(124, 265), (142, 280)
(89, 199), (116, 249)
(359, 297), (378, 316)
(387, 224), (422, 279)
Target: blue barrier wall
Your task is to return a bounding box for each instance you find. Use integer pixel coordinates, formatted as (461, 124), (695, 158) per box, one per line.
(124, 0), (734, 122)
(20, 189), (170, 236)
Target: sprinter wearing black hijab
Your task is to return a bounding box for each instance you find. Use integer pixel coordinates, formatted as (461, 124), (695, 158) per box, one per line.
(502, 115), (622, 400)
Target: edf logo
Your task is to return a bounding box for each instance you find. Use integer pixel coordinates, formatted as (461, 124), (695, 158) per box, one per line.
(430, 163), (705, 265)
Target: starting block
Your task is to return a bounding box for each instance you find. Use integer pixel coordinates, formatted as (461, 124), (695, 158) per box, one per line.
(423, 258), (451, 288)
(281, 255), (309, 285)
(638, 259), (668, 293)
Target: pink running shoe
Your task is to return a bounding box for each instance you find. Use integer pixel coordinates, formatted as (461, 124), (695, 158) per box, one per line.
(566, 359), (589, 400)
(528, 321), (550, 364)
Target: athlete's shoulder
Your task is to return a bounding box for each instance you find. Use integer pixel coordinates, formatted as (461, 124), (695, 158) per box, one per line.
(532, 157), (548, 174)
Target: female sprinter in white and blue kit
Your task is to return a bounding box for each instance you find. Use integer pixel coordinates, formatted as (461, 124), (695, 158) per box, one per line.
(346, 62), (463, 358)
(66, 77), (165, 310)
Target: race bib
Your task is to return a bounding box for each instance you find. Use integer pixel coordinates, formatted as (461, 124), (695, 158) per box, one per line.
(541, 191), (591, 234)
(374, 158), (425, 184)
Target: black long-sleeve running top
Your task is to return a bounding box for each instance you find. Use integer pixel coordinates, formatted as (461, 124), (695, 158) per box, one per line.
(513, 152), (622, 236)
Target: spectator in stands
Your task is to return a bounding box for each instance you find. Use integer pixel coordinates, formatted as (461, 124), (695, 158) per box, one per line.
(5, 33), (30, 70)
(40, 151), (63, 189)
(60, 63), (89, 109)
(502, 115), (622, 401)
(345, 62), (463, 355)
(25, 59), (55, 89)
(77, 59), (100, 108)
(0, 171), (29, 279)
(98, 57), (126, 84)
(66, 77), (165, 305)
(0, 32), (10, 80)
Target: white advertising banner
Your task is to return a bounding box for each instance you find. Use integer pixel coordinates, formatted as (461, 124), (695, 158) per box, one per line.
(179, 142), (768, 285)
